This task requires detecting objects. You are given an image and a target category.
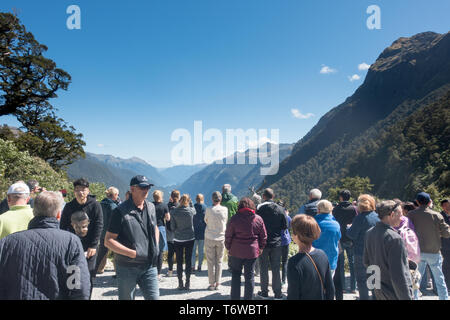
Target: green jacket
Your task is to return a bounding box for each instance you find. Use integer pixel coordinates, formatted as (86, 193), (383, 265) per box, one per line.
(0, 205), (34, 240)
(221, 193), (238, 221)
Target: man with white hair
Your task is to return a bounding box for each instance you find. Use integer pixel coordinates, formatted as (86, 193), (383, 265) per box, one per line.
(221, 184), (238, 221)
(297, 188), (322, 217)
(0, 182), (33, 239)
(0, 191), (91, 299)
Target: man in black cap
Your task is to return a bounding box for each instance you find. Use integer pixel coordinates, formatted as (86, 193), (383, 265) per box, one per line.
(104, 175), (160, 300)
(408, 192), (450, 300)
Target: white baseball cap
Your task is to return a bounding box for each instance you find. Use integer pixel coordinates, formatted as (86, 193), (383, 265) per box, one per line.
(7, 182), (30, 195)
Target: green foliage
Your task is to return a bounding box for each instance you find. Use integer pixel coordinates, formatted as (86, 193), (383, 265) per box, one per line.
(0, 12), (70, 117)
(0, 138), (71, 199)
(327, 176), (374, 203)
(14, 112), (85, 170)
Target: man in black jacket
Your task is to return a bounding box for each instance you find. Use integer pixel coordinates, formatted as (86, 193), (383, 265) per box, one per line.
(60, 178), (103, 293)
(105, 175), (160, 300)
(332, 189), (357, 297)
(256, 188), (288, 300)
(0, 191), (90, 300)
(364, 200), (414, 300)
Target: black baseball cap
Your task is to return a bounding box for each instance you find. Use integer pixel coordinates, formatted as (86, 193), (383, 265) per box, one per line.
(130, 175), (154, 188)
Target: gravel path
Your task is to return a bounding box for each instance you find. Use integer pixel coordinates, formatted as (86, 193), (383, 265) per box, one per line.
(91, 259), (440, 300)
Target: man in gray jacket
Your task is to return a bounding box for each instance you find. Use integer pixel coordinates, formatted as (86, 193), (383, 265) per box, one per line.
(364, 200), (414, 300)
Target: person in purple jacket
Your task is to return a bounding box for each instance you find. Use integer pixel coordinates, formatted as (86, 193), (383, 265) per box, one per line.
(225, 198), (267, 300)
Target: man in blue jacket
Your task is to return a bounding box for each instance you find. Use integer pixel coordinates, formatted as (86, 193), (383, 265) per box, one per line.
(0, 191), (91, 300)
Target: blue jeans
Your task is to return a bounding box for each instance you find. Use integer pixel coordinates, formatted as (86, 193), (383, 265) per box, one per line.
(192, 240), (205, 270)
(116, 264), (159, 300)
(340, 241), (356, 291)
(418, 253), (449, 300)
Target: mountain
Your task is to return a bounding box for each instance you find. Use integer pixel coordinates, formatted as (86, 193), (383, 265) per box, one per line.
(178, 143), (294, 205)
(67, 152), (171, 199)
(260, 31), (450, 210)
(158, 164), (208, 186)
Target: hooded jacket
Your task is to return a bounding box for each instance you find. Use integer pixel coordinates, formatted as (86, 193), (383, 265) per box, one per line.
(221, 192), (238, 221)
(225, 207), (267, 259)
(0, 216), (90, 300)
(60, 195), (103, 249)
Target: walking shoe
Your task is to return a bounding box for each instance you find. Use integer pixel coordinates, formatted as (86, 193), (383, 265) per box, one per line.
(257, 291), (269, 299)
(184, 279), (190, 291)
(167, 270), (173, 277)
(208, 285), (216, 291)
(178, 278), (184, 290)
(274, 294), (285, 300)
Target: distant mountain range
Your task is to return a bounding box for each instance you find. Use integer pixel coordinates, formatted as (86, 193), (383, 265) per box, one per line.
(260, 31), (450, 210)
(67, 143), (294, 203)
(178, 143), (294, 204)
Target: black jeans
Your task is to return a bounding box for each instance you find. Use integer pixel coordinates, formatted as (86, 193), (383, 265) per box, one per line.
(86, 252), (98, 299)
(174, 240), (195, 280)
(281, 245), (289, 283)
(167, 242), (175, 271)
(230, 256), (257, 300)
(443, 251), (450, 293)
(334, 249), (345, 300)
(260, 246), (282, 297)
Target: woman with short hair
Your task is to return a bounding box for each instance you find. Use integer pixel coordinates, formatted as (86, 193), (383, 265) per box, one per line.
(347, 194), (380, 300)
(287, 214), (335, 300)
(170, 194), (196, 290)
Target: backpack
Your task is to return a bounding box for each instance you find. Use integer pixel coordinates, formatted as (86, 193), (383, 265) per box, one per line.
(397, 223), (421, 264)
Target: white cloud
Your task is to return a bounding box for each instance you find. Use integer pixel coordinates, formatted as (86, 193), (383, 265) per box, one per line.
(348, 74), (361, 82)
(320, 65), (337, 74)
(97, 144), (105, 148)
(291, 108), (314, 119)
(358, 62), (371, 71)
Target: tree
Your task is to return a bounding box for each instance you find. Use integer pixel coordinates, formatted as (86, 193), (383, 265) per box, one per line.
(0, 12), (70, 117)
(0, 138), (71, 199)
(327, 176), (374, 203)
(13, 112), (86, 170)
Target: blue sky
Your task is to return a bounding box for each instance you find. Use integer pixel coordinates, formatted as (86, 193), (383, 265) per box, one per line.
(1, 0), (449, 167)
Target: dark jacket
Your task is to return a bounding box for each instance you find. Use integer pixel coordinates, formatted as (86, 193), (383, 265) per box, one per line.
(225, 207), (267, 259)
(256, 200), (288, 248)
(110, 199), (159, 267)
(193, 203), (207, 240)
(60, 195), (103, 249)
(287, 249), (335, 300)
(441, 211), (450, 254)
(408, 206), (450, 254)
(0, 216), (90, 300)
(364, 222), (414, 300)
(100, 197), (117, 240)
(298, 199), (320, 217)
(332, 201), (357, 243)
(0, 198), (9, 215)
(347, 211), (380, 256)
(170, 205), (196, 241)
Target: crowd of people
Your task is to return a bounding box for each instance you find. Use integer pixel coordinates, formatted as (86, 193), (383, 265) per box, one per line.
(0, 176), (449, 301)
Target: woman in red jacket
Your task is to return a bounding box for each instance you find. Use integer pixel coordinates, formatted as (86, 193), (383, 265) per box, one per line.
(225, 197), (267, 300)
